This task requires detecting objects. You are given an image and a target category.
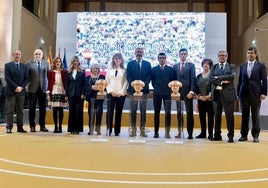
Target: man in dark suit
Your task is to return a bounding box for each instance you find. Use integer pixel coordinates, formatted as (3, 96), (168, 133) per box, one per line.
(126, 47), (151, 137)
(210, 50), (237, 143)
(26, 48), (50, 132)
(4, 49), (28, 133)
(173, 48), (196, 139)
(237, 46), (267, 142)
(151, 53), (175, 138)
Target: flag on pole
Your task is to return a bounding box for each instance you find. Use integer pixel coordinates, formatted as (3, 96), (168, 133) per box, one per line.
(47, 46), (53, 66)
(63, 48), (68, 69)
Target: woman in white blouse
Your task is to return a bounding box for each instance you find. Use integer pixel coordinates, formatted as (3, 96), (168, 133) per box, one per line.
(106, 53), (128, 136)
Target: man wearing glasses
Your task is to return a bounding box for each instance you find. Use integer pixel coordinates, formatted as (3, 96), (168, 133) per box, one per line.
(151, 53), (175, 138)
(26, 48), (50, 132)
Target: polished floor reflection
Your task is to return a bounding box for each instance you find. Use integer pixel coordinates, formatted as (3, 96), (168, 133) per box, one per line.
(1, 125), (268, 188)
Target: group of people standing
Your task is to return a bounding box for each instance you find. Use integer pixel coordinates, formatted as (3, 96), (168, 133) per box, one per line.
(4, 46), (267, 143)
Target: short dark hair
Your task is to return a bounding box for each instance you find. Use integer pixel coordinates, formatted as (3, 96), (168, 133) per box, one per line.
(158, 52), (166, 59)
(247, 46), (257, 54)
(201, 58), (213, 68)
(179, 48), (188, 53)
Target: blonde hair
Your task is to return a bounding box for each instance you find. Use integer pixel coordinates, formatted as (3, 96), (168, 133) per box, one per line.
(69, 56), (82, 72)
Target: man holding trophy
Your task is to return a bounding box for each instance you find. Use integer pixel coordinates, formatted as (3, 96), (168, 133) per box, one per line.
(126, 47), (151, 137)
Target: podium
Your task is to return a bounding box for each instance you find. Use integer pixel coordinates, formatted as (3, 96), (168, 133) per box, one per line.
(128, 97), (148, 143)
(89, 98), (109, 142)
(164, 99), (184, 144)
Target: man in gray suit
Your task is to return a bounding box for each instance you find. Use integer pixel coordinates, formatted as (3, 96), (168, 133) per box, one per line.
(210, 50), (237, 143)
(4, 49), (28, 133)
(26, 48), (50, 132)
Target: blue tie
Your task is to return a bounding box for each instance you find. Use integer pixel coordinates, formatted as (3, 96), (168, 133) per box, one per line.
(37, 61), (41, 74)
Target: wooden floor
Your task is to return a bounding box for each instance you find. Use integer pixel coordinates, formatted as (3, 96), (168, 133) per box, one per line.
(1, 125), (268, 188)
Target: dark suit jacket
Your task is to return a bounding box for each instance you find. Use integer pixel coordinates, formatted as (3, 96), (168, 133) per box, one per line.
(4, 62), (28, 96)
(210, 63), (237, 102)
(151, 65), (174, 95)
(126, 59), (151, 95)
(26, 59), (50, 93)
(66, 71), (86, 98)
(173, 62), (196, 98)
(237, 61), (267, 99)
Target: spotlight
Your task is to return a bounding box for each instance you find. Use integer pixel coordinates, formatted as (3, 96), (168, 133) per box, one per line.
(255, 28), (259, 32)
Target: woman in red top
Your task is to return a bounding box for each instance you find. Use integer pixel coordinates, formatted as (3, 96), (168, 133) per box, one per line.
(47, 57), (68, 133)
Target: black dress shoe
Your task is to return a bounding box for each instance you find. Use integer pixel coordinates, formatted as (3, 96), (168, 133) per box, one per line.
(228, 138), (234, 143)
(40, 127), (49, 132)
(153, 133), (159, 138)
(253, 137), (259, 142)
(208, 135), (213, 140)
(115, 133), (119, 136)
(187, 135), (193, 139)
(17, 129), (27, 133)
(238, 137), (248, 141)
(212, 136), (222, 141)
(6, 128), (12, 134)
(196, 134), (206, 139)
(30, 127), (36, 132)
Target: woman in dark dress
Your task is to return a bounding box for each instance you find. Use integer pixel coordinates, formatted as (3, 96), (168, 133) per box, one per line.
(84, 64), (105, 135)
(66, 56), (85, 134)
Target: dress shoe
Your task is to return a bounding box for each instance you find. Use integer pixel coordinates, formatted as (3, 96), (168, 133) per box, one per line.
(115, 133), (119, 136)
(165, 133), (171, 139)
(196, 134), (206, 139)
(187, 135), (193, 139)
(238, 137), (248, 141)
(40, 127), (49, 132)
(17, 129), (27, 133)
(140, 133), (148, 137)
(6, 128), (12, 134)
(175, 132), (182, 138)
(30, 127), (36, 132)
(212, 136), (222, 141)
(129, 132), (136, 137)
(153, 133), (159, 138)
(228, 138), (234, 143)
(208, 135), (213, 140)
(253, 137), (259, 142)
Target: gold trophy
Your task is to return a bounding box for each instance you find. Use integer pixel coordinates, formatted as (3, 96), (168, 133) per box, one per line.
(168, 80), (182, 100)
(131, 80), (145, 99)
(95, 79), (108, 99)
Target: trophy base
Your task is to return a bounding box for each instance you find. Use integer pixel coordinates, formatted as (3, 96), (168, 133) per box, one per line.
(171, 96), (180, 101)
(97, 95), (106, 99)
(133, 95), (143, 100)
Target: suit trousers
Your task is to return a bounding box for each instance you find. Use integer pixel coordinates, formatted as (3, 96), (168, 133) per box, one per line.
(153, 94), (171, 133)
(6, 94), (25, 129)
(129, 94), (148, 132)
(28, 86), (47, 128)
(213, 92), (235, 138)
(240, 92), (261, 138)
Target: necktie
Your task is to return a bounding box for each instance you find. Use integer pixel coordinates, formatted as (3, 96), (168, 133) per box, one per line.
(37, 61), (41, 74)
(220, 64), (224, 75)
(247, 63), (253, 77)
(180, 62), (185, 74)
(137, 61), (141, 74)
(16, 63), (19, 70)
